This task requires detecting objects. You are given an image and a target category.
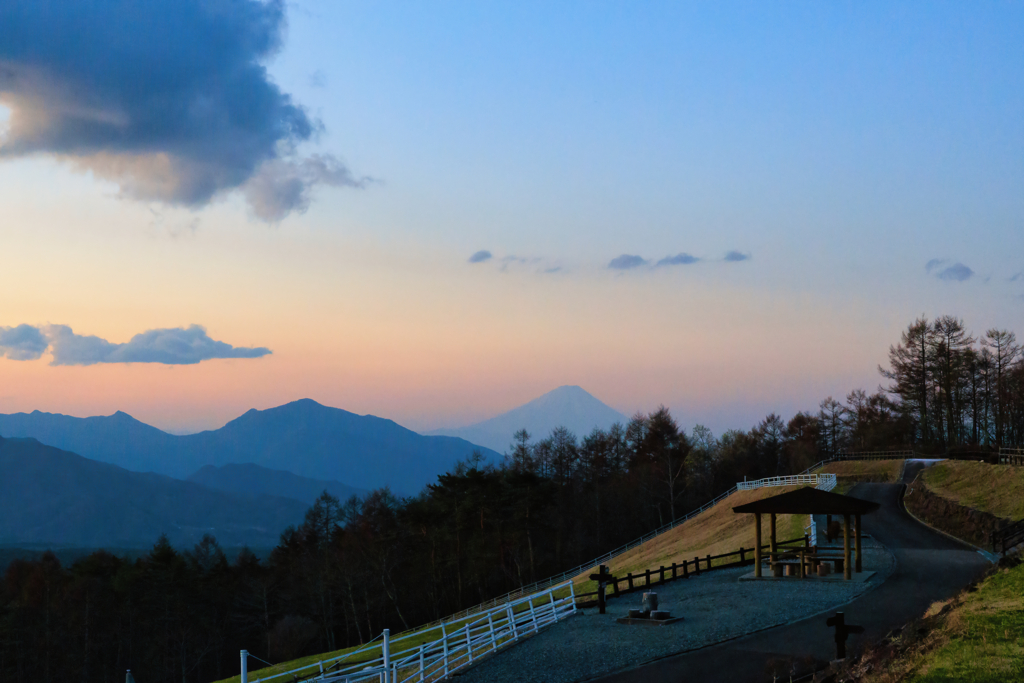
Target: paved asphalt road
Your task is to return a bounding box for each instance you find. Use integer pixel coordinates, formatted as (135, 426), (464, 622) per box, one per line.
(590, 462), (991, 683)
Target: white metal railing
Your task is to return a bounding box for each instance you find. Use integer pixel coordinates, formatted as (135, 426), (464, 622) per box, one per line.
(737, 473), (837, 492)
(241, 581), (576, 683)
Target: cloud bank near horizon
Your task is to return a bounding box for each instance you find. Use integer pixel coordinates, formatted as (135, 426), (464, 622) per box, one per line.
(0, 0), (366, 221)
(0, 324), (271, 365)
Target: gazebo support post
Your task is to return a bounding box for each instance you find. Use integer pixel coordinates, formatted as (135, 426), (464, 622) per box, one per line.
(770, 513), (777, 562)
(843, 514), (852, 580)
(754, 513), (762, 578)
(855, 514), (862, 573)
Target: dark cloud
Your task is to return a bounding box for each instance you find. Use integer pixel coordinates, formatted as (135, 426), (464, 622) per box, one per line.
(0, 324), (48, 361)
(0, 0), (365, 220)
(0, 324), (270, 365)
(935, 263), (974, 282)
(468, 250), (493, 263)
(657, 253), (700, 267)
(724, 251), (750, 262)
(608, 254), (648, 270)
(925, 258), (946, 273)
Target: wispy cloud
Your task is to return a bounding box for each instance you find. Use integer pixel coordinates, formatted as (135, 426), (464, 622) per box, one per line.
(468, 250), (493, 263)
(925, 258), (946, 273)
(0, 324), (271, 365)
(309, 70), (327, 88)
(656, 253), (700, 267)
(608, 254), (649, 270)
(935, 263), (974, 282)
(0, 0), (367, 221)
(724, 250), (751, 262)
(1011, 271), (1023, 282)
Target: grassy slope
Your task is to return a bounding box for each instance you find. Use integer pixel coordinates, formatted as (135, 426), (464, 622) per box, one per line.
(853, 561), (1024, 683)
(920, 461), (1024, 522)
(821, 459), (903, 483)
(573, 485), (810, 593)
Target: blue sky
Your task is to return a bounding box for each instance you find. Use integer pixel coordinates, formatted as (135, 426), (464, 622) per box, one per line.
(0, 1), (1021, 434)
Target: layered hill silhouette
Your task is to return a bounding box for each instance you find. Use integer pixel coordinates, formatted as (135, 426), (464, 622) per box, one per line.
(0, 399), (497, 494)
(429, 385), (629, 454)
(0, 436), (308, 548)
(188, 463), (368, 505)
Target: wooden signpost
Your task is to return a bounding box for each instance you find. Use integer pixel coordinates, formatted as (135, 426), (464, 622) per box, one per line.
(826, 611), (864, 659)
(588, 565), (616, 614)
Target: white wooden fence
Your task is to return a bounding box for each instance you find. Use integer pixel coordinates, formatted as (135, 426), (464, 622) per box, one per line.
(736, 473), (837, 492)
(240, 581), (576, 683)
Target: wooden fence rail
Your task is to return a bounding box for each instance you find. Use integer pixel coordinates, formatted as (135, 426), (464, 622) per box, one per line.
(992, 519), (1024, 555)
(574, 535), (810, 606)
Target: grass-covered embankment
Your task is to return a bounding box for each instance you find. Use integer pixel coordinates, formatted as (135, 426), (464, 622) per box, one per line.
(573, 485), (810, 594)
(904, 461), (1024, 549)
(821, 459), (904, 484)
(831, 558), (1024, 682)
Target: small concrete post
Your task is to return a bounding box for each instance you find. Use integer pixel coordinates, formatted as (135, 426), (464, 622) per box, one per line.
(843, 515), (852, 580)
(754, 513), (763, 578)
(240, 650), (248, 683)
(855, 514), (863, 573)
(383, 629), (391, 683)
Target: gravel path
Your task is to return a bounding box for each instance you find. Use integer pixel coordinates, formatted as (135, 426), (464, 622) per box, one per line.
(454, 542), (895, 683)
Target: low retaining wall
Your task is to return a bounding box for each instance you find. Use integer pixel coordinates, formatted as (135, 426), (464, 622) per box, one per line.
(903, 477), (1009, 550)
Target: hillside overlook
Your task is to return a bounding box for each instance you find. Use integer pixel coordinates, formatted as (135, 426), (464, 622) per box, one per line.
(188, 463), (369, 505)
(0, 435), (308, 548)
(0, 399), (499, 494)
(428, 385), (629, 454)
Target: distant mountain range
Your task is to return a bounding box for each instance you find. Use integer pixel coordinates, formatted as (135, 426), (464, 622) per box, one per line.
(188, 463), (368, 505)
(0, 436), (308, 548)
(0, 399), (498, 494)
(429, 385), (629, 454)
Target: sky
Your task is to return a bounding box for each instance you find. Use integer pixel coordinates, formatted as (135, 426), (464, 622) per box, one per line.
(1, 1), (1022, 436)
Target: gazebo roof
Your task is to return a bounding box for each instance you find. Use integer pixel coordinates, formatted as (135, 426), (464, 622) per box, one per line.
(732, 486), (880, 516)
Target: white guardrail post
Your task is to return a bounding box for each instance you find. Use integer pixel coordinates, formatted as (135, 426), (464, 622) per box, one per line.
(240, 650), (248, 683)
(382, 629), (390, 683)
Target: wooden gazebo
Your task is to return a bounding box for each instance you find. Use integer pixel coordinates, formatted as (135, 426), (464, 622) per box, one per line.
(733, 487), (880, 580)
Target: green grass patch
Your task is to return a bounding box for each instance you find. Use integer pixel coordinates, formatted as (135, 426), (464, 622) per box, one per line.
(820, 459), (903, 483)
(920, 461), (1024, 522)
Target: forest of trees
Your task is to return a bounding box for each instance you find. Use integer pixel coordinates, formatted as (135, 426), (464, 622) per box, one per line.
(3, 316), (1023, 683)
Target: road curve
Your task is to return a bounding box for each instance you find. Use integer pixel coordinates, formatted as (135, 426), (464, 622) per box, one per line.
(590, 464), (990, 683)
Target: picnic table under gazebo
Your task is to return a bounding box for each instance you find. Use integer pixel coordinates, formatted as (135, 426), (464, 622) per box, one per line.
(733, 487), (880, 580)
